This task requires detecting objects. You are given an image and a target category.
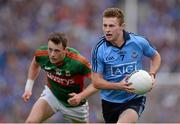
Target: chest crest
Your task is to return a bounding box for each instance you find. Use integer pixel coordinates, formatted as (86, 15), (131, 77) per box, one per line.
(131, 51), (138, 59)
(55, 69), (71, 76)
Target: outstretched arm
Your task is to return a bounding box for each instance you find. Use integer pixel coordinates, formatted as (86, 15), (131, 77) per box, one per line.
(22, 57), (41, 102)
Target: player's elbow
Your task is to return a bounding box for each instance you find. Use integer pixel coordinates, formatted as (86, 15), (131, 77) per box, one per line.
(92, 78), (101, 89)
(92, 73), (103, 89)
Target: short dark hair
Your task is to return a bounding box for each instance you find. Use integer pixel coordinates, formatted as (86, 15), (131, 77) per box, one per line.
(48, 32), (67, 48)
(103, 8), (124, 25)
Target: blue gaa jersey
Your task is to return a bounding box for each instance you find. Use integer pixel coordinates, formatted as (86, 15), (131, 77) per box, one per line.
(91, 30), (157, 103)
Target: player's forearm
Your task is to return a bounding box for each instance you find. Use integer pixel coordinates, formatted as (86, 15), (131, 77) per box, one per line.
(79, 83), (98, 100)
(92, 73), (120, 90)
(149, 52), (161, 75)
(25, 57), (40, 92)
(27, 57), (41, 80)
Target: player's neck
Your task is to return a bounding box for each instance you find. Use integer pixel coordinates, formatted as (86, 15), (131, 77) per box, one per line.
(113, 37), (124, 47)
(55, 54), (66, 66)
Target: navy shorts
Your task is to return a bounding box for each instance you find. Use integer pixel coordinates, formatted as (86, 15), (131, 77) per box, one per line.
(102, 96), (146, 123)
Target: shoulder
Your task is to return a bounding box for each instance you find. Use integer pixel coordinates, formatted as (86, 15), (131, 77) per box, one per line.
(34, 46), (49, 64)
(35, 45), (48, 57)
(129, 32), (156, 49)
(129, 32), (149, 43)
(128, 32), (152, 47)
(92, 36), (107, 53)
(66, 47), (80, 55)
(66, 49), (91, 68)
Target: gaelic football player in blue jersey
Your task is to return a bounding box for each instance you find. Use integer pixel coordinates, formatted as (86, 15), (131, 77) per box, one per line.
(91, 8), (161, 123)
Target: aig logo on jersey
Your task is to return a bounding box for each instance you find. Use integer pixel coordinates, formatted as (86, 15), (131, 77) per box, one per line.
(111, 62), (137, 76)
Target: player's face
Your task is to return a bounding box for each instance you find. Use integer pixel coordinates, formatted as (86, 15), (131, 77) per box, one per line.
(103, 17), (124, 43)
(48, 40), (66, 64)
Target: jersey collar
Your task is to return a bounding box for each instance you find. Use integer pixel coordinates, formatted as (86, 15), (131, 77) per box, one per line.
(123, 30), (130, 41)
(106, 30), (130, 49)
(55, 61), (64, 66)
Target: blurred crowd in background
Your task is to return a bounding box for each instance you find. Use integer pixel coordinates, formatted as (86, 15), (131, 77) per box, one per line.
(0, 0), (179, 122)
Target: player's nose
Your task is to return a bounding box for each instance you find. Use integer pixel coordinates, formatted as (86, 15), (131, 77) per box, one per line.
(50, 51), (56, 57)
(105, 27), (110, 32)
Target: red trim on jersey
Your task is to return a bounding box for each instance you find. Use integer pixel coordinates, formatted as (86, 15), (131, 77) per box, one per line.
(46, 76), (51, 88)
(35, 50), (48, 56)
(47, 81), (52, 88)
(73, 75), (84, 91)
(66, 52), (91, 69)
(84, 73), (91, 79)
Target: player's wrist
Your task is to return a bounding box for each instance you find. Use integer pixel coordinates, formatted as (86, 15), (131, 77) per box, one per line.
(149, 72), (156, 79)
(25, 79), (34, 92)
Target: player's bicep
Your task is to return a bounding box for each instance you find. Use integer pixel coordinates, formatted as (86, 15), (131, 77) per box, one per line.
(32, 56), (40, 65)
(30, 57), (40, 69)
(27, 57), (41, 79)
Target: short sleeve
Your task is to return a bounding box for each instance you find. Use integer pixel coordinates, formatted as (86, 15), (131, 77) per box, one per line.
(141, 38), (157, 57)
(91, 44), (104, 74)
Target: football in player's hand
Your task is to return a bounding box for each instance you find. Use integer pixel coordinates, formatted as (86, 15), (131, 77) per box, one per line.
(127, 70), (153, 94)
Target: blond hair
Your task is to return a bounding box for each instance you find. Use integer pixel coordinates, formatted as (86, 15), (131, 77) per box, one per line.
(103, 8), (124, 25)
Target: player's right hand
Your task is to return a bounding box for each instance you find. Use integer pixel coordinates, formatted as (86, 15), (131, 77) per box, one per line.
(117, 78), (135, 93)
(68, 93), (82, 106)
(22, 90), (32, 102)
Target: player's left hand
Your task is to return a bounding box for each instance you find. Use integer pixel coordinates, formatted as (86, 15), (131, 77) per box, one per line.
(68, 93), (82, 106)
(22, 90), (32, 102)
(149, 74), (156, 92)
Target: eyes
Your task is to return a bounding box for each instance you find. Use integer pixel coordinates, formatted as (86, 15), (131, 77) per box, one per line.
(103, 24), (115, 28)
(48, 48), (61, 53)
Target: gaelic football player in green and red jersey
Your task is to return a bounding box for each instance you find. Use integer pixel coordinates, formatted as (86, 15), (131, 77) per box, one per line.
(22, 32), (98, 123)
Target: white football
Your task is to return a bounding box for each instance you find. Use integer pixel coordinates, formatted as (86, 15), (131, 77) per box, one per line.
(127, 70), (153, 94)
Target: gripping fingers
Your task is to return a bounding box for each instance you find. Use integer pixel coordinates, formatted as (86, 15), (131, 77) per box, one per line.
(24, 96), (30, 102)
(125, 86), (135, 93)
(68, 93), (77, 106)
(126, 82), (132, 86)
(125, 83), (135, 93)
(68, 98), (78, 106)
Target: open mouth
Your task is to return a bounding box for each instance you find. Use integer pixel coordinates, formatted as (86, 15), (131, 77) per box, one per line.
(106, 34), (112, 38)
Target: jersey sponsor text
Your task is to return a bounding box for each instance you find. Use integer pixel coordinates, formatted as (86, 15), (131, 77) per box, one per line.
(111, 62), (137, 76)
(47, 72), (75, 86)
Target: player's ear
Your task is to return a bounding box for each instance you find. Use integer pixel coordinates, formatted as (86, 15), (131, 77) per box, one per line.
(121, 23), (126, 29)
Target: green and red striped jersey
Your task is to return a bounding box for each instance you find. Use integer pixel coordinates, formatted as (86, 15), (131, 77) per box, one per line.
(35, 46), (91, 107)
